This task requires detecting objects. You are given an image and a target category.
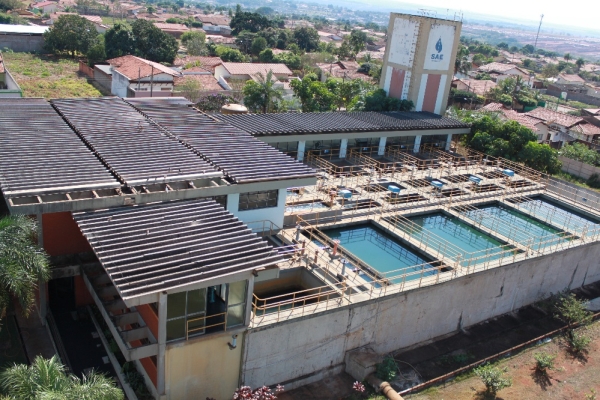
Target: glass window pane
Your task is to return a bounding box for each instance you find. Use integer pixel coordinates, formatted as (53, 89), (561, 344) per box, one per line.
(187, 288), (206, 315)
(167, 292), (186, 319)
(228, 281), (247, 305)
(187, 314), (205, 336)
(227, 304), (245, 328)
(166, 318), (185, 341)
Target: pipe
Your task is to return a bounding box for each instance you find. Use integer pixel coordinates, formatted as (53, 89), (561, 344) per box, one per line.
(365, 376), (403, 400)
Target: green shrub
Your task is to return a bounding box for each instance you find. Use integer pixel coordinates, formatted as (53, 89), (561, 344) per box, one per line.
(568, 331), (592, 354)
(587, 173), (600, 189)
(474, 363), (512, 396)
(375, 356), (397, 381)
(534, 352), (556, 373)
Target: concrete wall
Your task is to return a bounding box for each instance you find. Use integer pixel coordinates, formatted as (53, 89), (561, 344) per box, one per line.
(93, 67), (112, 92)
(547, 85), (600, 107)
(559, 156), (600, 180)
(242, 240), (600, 390)
(0, 34), (45, 52)
(165, 330), (243, 400)
(228, 188), (287, 229)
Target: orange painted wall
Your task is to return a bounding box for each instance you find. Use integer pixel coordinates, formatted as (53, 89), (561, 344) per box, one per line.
(136, 304), (159, 340)
(74, 275), (94, 307)
(42, 212), (92, 257)
(140, 357), (157, 388)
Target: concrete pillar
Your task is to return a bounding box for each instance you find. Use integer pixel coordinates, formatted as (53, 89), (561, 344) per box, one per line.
(226, 193), (240, 213)
(339, 138), (348, 158)
(445, 134), (452, 151)
(378, 137), (387, 155)
(37, 213), (47, 326)
(157, 292), (167, 395)
(297, 140), (306, 161)
(413, 135), (422, 153)
(244, 277), (254, 326)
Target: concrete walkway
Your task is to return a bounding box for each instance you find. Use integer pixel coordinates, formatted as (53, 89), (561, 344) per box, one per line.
(13, 302), (56, 362)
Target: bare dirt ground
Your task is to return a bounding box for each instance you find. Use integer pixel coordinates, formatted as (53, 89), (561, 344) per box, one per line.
(406, 321), (600, 400)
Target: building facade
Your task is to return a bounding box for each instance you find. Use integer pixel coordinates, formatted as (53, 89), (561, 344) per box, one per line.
(380, 13), (462, 115)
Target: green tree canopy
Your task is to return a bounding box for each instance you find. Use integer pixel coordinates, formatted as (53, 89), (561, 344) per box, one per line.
(0, 355), (123, 399)
(43, 15), (98, 57)
(0, 215), (50, 324)
(250, 36), (267, 56)
(86, 34), (106, 67)
(104, 23), (134, 59)
(0, 0), (22, 11)
(348, 29), (367, 54)
(293, 27), (320, 52)
(348, 88), (413, 112)
(131, 19), (178, 63)
(290, 73), (336, 112)
(242, 70), (284, 113)
(230, 11), (273, 35)
(575, 57), (585, 70)
(181, 31), (206, 56)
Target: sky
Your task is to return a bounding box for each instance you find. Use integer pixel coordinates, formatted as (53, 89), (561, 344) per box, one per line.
(390, 0), (598, 32)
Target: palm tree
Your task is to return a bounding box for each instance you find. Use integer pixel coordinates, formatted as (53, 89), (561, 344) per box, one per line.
(0, 356), (124, 400)
(564, 53), (571, 62)
(0, 215), (50, 323)
(251, 70), (284, 113)
(576, 57), (585, 70)
(454, 45), (471, 76)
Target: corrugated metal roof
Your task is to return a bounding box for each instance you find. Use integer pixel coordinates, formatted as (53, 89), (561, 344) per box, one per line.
(73, 199), (282, 300)
(0, 98), (119, 196)
(215, 111), (470, 136)
(130, 101), (316, 183)
(0, 24), (49, 34)
(51, 97), (221, 186)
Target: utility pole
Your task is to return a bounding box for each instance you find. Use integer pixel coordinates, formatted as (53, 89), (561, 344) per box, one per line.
(137, 68), (141, 91)
(534, 14), (544, 54)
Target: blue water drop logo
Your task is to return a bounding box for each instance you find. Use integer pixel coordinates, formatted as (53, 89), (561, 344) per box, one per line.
(435, 38), (443, 53)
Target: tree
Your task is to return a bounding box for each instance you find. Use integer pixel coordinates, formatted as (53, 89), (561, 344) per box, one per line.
(250, 36), (267, 56)
(104, 23), (134, 59)
(212, 45), (246, 62)
(348, 88), (413, 112)
(560, 142), (600, 166)
(576, 57), (585, 70)
(497, 42), (509, 50)
(259, 48), (275, 63)
(518, 142), (561, 174)
(230, 11), (273, 35)
(522, 59), (534, 68)
(131, 19), (178, 63)
(0, 0), (21, 11)
(564, 53), (571, 62)
(86, 34), (106, 67)
(290, 73), (336, 112)
(0, 215), (50, 324)
(328, 78), (362, 110)
(293, 27), (319, 52)
(43, 15), (98, 57)
(242, 70), (284, 113)
(454, 44), (471, 75)
(541, 63), (559, 79)
(521, 44), (535, 54)
(181, 31), (206, 56)
(196, 93), (236, 112)
(0, 355), (123, 399)
(176, 77), (202, 103)
(348, 29), (367, 55)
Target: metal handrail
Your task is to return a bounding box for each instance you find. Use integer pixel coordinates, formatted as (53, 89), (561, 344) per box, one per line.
(186, 312), (227, 339)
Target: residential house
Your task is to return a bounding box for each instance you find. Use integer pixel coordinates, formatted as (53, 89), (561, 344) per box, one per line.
(451, 78), (497, 96)
(206, 35), (237, 47)
(107, 55), (180, 98)
(316, 60), (371, 83)
(133, 13), (166, 22)
(194, 14), (231, 35)
(174, 73), (225, 96)
(0, 53), (22, 97)
(525, 107), (600, 145)
(477, 62), (530, 83)
(317, 31), (343, 44)
(153, 22), (190, 38)
(214, 62), (293, 98)
(30, 0), (58, 14)
(480, 102), (548, 143)
(556, 73), (585, 86)
(172, 56), (223, 73)
(46, 12), (109, 33)
(585, 84), (600, 99)
(124, 4), (145, 15)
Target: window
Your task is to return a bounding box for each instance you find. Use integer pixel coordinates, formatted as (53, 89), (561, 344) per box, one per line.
(166, 288), (206, 342)
(227, 280), (247, 329)
(238, 190), (278, 211)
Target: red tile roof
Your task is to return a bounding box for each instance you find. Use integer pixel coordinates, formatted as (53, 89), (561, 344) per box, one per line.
(573, 123), (600, 137)
(453, 78), (497, 96)
(193, 14), (229, 26)
(107, 55), (180, 80)
(316, 62), (372, 82)
(525, 107), (583, 128)
(172, 56), (223, 70)
(222, 62), (292, 76)
(175, 74), (224, 91)
(33, 1), (56, 8)
(502, 110), (544, 132)
(154, 22), (189, 32)
(480, 102), (506, 112)
(478, 62), (527, 75)
(558, 73), (585, 83)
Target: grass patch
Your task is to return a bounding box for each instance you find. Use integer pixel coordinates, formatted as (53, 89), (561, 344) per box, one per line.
(553, 171), (600, 193)
(2, 52), (103, 98)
